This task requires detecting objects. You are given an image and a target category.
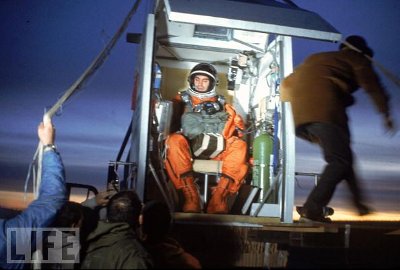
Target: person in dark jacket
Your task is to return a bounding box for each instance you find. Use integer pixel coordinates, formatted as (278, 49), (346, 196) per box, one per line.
(0, 115), (67, 269)
(140, 200), (202, 269)
(80, 190), (153, 269)
(281, 35), (396, 223)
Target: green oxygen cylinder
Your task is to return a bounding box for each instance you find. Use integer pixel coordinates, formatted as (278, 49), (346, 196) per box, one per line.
(252, 124), (274, 203)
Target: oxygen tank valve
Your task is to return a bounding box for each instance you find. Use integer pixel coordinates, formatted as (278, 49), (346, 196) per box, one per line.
(257, 121), (274, 137)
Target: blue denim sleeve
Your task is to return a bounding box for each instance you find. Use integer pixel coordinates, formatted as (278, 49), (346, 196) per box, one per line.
(0, 150), (67, 268)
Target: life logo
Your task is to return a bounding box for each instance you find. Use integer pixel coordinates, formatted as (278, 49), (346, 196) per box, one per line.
(6, 227), (80, 264)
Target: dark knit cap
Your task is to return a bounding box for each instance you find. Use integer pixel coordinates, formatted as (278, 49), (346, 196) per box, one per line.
(339, 35), (374, 57)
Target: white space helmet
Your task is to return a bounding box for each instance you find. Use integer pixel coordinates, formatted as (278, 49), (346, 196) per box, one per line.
(187, 63), (219, 99)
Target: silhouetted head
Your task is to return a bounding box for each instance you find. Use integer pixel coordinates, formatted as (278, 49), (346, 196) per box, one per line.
(339, 35), (374, 57)
(141, 200), (172, 242)
(53, 201), (85, 228)
(107, 190), (143, 229)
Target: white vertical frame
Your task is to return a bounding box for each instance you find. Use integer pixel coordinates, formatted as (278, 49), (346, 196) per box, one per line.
(130, 14), (155, 200)
(279, 35), (295, 223)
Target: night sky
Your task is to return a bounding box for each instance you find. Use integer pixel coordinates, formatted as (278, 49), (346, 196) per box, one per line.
(1, 0), (399, 219)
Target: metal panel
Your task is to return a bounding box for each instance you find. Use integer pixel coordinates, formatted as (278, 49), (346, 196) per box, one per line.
(165, 0), (341, 41)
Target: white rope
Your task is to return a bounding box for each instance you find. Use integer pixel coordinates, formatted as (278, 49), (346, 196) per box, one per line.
(27, 0), (143, 198)
(342, 40), (400, 90)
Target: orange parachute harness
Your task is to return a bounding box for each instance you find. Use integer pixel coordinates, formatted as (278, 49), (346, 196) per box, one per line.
(165, 92), (248, 188)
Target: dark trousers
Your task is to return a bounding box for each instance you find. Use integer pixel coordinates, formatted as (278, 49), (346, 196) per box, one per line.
(296, 122), (364, 217)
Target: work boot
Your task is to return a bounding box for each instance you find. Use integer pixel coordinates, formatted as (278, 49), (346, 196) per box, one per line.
(296, 206), (332, 223)
(206, 176), (232, 214)
(181, 176), (202, 213)
(356, 203), (372, 216)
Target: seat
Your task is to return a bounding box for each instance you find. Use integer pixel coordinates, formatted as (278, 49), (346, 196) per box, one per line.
(192, 159), (223, 204)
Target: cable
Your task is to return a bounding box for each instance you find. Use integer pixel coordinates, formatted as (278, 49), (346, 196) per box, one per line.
(27, 0), (143, 198)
